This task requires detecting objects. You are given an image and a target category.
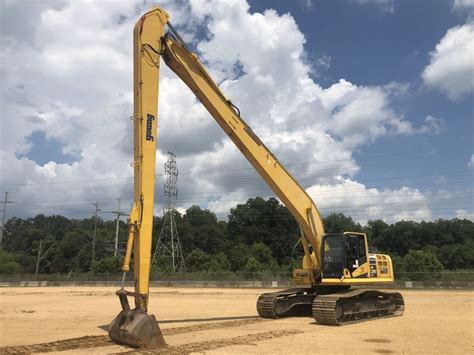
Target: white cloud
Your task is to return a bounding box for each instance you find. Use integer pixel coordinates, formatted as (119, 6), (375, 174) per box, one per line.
(314, 55), (331, 77)
(452, 0), (474, 11)
(468, 154), (474, 168)
(0, 0), (453, 223)
(455, 209), (474, 220)
(417, 115), (446, 134)
(299, 0), (314, 10)
(324, 82), (413, 147)
(307, 179), (432, 225)
(422, 22), (474, 100)
(353, 0), (394, 13)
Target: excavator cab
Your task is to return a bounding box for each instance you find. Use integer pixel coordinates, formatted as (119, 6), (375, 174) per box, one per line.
(322, 232), (368, 279)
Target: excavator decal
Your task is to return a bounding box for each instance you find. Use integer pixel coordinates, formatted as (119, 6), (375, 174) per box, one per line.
(145, 114), (154, 141)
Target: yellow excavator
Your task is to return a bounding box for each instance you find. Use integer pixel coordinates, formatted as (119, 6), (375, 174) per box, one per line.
(108, 6), (405, 348)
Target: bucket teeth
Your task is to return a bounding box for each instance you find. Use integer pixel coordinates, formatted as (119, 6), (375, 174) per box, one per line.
(109, 310), (166, 348)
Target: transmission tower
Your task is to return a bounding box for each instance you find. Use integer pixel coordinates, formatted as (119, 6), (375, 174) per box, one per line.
(152, 152), (186, 272)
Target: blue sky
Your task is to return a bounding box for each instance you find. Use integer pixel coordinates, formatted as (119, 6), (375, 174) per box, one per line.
(0, 0), (472, 222)
(249, 0), (473, 211)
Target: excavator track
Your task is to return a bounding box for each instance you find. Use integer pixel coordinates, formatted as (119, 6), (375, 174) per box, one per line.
(257, 294), (278, 319)
(256, 293), (278, 318)
(257, 288), (404, 326)
(312, 289), (405, 325)
(257, 288), (315, 319)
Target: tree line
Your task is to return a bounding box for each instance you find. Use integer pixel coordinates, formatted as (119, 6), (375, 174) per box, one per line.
(0, 197), (473, 275)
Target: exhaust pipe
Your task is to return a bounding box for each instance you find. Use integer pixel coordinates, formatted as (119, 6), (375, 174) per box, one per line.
(108, 289), (166, 348)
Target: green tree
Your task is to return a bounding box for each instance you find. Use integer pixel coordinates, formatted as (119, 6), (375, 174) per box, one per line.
(228, 197), (299, 264)
(391, 255), (406, 273)
(249, 243), (278, 271)
(225, 243), (250, 271)
(324, 213), (362, 233)
(1, 206), (473, 274)
(185, 248), (210, 272)
(364, 219), (390, 252)
(50, 230), (89, 273)
(0, 250), (22, 274)
(203, 252), (230, 272)
(152, 255), (176, 273)
(184, 249), (230, 272)
(180, 206), (227, 255)
(403, 250), (444, 280)
(244, 257), (262, 273)
(91, 256), (122, 273)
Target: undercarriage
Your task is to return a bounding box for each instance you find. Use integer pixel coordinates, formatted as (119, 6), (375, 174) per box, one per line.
(257, 287), (404, 325)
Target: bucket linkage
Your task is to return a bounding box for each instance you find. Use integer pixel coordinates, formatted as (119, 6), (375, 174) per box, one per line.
(109, 288), (166, 348)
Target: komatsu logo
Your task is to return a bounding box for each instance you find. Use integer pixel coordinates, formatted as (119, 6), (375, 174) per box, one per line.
(146, 113), (154, 141)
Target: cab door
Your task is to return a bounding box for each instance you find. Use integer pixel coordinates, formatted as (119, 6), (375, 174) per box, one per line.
(344, 233), (368, 277)
(321, 234), (344, 278)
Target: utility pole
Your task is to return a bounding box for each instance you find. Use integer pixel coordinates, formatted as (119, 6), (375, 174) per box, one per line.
(35, 239), (43, 280)
(0, 192), (13, 250)
(91, 202), (101, 266)
(102, 198), (128, 257)
(152, 152), (186, 272)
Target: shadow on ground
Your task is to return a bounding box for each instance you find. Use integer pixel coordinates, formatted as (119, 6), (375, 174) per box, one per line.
(97, 315), (259, 331)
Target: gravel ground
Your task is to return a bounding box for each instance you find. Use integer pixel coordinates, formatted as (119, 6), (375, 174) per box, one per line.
(0, 287), (472, 354)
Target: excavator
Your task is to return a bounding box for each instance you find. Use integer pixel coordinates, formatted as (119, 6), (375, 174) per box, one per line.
(108, 6), (405, 348)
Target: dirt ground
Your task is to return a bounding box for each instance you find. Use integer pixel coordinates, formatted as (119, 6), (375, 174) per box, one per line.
(0, 287), (472, 354)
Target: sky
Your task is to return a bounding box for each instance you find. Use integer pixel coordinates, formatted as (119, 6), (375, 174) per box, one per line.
(0, 0), (473, 225)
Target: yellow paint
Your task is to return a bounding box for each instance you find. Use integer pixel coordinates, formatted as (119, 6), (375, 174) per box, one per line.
(321, 278), (394, 285)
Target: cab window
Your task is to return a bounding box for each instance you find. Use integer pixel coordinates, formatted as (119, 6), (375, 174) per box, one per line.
(344, 234), (367, 274)
(322, 234), (343, 278)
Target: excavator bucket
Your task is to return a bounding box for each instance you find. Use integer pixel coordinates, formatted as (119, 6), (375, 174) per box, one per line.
(108, 290), (166, 348)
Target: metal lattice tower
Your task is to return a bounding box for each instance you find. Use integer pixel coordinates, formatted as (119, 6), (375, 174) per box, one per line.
(152, 152), (186, 272)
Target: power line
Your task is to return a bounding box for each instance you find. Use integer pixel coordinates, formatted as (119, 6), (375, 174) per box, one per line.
(174, 193), (473, 204)
(174, 178), (474, 197)
(0, 176), (133, 187)
(175, 169), (472, 183)
(0, 147), (469, 187)
(7, 177), (471, 202)
(6, 192), (473, 210)
(2, 170), (471, 194)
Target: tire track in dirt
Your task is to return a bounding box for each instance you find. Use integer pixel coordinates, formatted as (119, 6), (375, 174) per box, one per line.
(0, 317), (265, 353)
(163, 317), (264, 335)
(0, 335), (112, 354)
(122, 329), (305, 354)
